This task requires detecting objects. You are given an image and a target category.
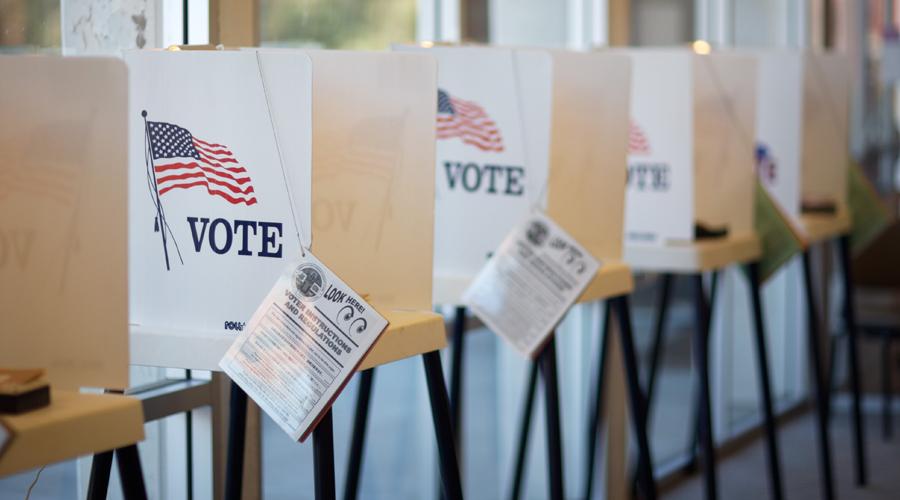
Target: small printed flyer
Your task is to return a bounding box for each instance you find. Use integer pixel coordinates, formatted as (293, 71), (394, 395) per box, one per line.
(220, 252), (388, 442)
(463, 212), (600, 357)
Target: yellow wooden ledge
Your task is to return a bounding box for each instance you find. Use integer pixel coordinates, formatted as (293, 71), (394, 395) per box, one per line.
(0, 391), (144, 477)
(799, 212), (850, 246)
(625, 233), (761, 273)
(577, 260), (634, 304)
(359, 309), (447, 370)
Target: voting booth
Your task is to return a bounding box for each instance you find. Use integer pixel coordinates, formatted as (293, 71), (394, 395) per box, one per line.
(127, 49), (446, 371)
(609, 48), (786, 500)
(619, 48), (759, 270)
(0, 56), (145, 484)
(394, 44), (553, 305)
(753, 51), (851, 236)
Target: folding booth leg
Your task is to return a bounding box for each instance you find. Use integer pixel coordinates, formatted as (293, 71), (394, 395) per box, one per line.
(343, 369), (376, 500)
(612, 295), (658, 500)
(115, 445), (149, 500)
(882, 332), (894, 440)
(422, 350), (465, 500)
(86, 450), (114, 500)
(224, 381), (248, 500)
(509, 361), (539, 500)
(645, 274), (674, 408)
(685, 271), (719, 473)
(691, 274), (718, 500)
(537, 335), (565, 500)
(314, 410), (336, 500)
(448, 306), (467, 448)
(837, 235), (868, 486)
(746, 261), (785, 500)
(801, 251), (836, 500)
(583, 304), (611, 500)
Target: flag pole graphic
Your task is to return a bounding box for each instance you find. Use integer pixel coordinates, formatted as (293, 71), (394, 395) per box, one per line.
(143, 110), (171, 271)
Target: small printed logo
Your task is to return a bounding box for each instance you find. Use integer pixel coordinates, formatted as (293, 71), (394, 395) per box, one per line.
(437, 89), (504, 152)
(293, 263), (326, 302)
(525, 220), (549, 247)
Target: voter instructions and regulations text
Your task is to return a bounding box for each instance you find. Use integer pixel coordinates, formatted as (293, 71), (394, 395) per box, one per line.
(463, 212), (600, 357)
(221, 252), (388, 442)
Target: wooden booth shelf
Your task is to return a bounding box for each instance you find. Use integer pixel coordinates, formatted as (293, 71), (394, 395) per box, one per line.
(358, 310), (447, 371)
(799, 213), (851, 246)
(624, 233), (761, 274)
(577, 260), (635, 304)
(0, 391), (144, 477)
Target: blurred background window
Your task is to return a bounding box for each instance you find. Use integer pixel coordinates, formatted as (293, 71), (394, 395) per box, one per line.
(260, 0), (416, 49)
(0, 0), (61, 53)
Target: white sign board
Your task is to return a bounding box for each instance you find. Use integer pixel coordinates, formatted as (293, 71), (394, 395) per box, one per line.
(126, 50), (313, 369)
(752, 51), (804, 220)
(395, 45), (553, 304)
(623, 50), (694, 244)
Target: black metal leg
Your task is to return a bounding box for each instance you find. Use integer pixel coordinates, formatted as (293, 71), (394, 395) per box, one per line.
(747, 262), (785, 500)
(86, 450), (114, 500)
(837, 235), (868, 486)
(422, 350), (464, 500)
(691, 274), (718, 500)
(314, 410), (336, 500)
(449, 306), (467, 449)
(537, 336), (565, 500)
(801, 250), (836, 500)
(343, 369), (376, 500)
(186, 369), (194, 500)
(685, 271), (719, 473)
(583, 303), (611, 500)
(115, 445), (148, 500)
(225, 381), (248, 500)
(509, 361), (540, 500)
(612, 295), (658, 500)
(645, 274), (674, 409)
(883, 332), (893, 440)
(827, 335), (840, 397)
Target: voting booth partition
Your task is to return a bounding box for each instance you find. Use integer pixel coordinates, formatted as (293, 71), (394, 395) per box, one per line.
(753, 50), (866, 499)
(0, 56), (147, 497)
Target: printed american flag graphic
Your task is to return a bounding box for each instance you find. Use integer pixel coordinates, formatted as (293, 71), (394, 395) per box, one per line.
(628, 120), (651, 156)
(437, 89), (504, 153)
(147, 121), (257, 206)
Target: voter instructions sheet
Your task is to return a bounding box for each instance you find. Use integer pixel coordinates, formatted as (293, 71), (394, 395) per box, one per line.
(221, 252), (388, 442)
(463, 212), (600, 357)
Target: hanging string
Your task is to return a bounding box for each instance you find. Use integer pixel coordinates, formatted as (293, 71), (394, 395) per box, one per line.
(255, 51), (309, 257)
(697, 52), (758, 156)
(510, 50), (552, 213)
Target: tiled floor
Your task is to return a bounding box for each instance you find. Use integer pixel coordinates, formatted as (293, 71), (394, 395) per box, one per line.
(665, 407), (900, 500)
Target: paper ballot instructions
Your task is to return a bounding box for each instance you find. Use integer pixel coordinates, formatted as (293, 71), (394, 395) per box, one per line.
(463, 212), (600, 358)
(220, 252), (388, 442)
